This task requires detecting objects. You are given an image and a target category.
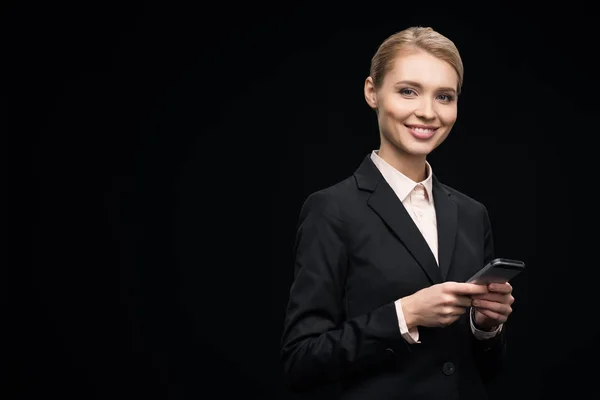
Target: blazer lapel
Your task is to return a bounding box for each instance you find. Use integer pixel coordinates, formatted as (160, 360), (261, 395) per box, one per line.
(432, 176), (457, 281)
(354, 155), (442, 284)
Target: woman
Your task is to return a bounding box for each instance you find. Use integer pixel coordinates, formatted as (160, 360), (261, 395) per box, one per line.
(280, 26), (514, 399)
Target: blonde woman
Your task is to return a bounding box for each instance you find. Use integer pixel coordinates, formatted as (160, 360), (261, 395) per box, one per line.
(281, 26), (514, 399)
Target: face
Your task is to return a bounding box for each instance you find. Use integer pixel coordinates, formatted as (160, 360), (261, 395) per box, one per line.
(364, 49), (458, 160)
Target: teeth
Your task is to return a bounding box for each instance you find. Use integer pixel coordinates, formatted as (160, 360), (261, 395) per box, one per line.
(411, 126), (435, 133)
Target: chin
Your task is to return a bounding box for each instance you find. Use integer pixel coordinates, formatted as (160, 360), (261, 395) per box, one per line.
(400, 142), (436, 157)
(409, 136), (446, 155)
(406, 148), (434, 157)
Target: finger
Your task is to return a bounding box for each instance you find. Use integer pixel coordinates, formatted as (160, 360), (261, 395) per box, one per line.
(456, 295), (474, 308)
(472, 292), (513, 304)
(446, 282), (489, 295)
(474, 308), (507, 324)
(488, 282), (512, 294)
(472, 299), (512, 316)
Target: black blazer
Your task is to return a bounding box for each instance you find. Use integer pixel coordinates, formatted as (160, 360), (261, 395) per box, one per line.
(281, 154), (506, 400)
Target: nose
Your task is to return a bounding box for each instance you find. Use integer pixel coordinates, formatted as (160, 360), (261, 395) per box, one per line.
(414, 98), (435, 120)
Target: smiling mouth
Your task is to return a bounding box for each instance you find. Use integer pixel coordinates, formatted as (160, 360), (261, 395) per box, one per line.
(405, 124), (439, 133)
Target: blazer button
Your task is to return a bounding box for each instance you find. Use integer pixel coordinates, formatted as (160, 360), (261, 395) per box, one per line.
(385, 348), (395, 355)
(442, 362), (455, 375)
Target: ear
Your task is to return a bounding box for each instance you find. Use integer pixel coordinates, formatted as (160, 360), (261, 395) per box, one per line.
(364, 76), (378, 109)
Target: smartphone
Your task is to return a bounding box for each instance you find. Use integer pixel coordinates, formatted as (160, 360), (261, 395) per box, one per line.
(467, 258), (525, 285)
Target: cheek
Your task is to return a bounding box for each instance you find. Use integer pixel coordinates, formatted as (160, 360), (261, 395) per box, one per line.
(382, 100), (414, 122)
(438, 107), (457, 126)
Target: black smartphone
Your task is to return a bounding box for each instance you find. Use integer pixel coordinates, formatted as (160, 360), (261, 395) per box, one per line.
(467, 258), (525, 285)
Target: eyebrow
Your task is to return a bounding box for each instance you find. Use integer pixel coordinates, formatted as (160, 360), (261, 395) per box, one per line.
(394, 80), (457, 93)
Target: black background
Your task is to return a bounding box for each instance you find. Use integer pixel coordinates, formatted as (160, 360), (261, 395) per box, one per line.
(13, 1), (600, 399)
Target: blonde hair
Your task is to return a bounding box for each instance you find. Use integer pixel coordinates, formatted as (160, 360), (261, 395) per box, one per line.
(369, 26), (464, 94)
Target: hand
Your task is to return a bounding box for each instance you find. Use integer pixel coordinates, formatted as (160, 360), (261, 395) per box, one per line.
(402, 282), (489, 328)
(471, 282), (514, 331)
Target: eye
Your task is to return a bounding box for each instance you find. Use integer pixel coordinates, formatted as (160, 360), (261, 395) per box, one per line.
(399, 88), (417, 96)
(437, 94), (455, 103)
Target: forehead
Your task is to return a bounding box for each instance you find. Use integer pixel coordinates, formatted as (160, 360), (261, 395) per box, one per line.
(385, 50), (458, 89)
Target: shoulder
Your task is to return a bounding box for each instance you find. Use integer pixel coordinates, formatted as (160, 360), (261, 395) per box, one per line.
(298, 176), (358, 221)
(439, 182), (489, 216)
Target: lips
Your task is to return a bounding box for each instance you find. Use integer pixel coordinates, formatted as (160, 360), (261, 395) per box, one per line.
(405, 124), (438, 140)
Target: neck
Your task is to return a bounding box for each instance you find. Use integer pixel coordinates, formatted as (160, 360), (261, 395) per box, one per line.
(377, 145), (428, 182)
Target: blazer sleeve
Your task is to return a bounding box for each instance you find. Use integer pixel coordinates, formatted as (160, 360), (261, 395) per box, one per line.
(471, 204), (508, 382)
(280, 190), (408, 391)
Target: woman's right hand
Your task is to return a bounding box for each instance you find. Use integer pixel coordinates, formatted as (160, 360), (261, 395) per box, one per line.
(401, 282), (489, 328)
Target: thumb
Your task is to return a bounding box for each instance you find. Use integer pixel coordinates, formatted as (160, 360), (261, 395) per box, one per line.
(448, 282), (489, 295)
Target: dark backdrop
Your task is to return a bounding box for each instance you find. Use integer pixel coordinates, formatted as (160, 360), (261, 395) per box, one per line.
(14, 1), (600, 399)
